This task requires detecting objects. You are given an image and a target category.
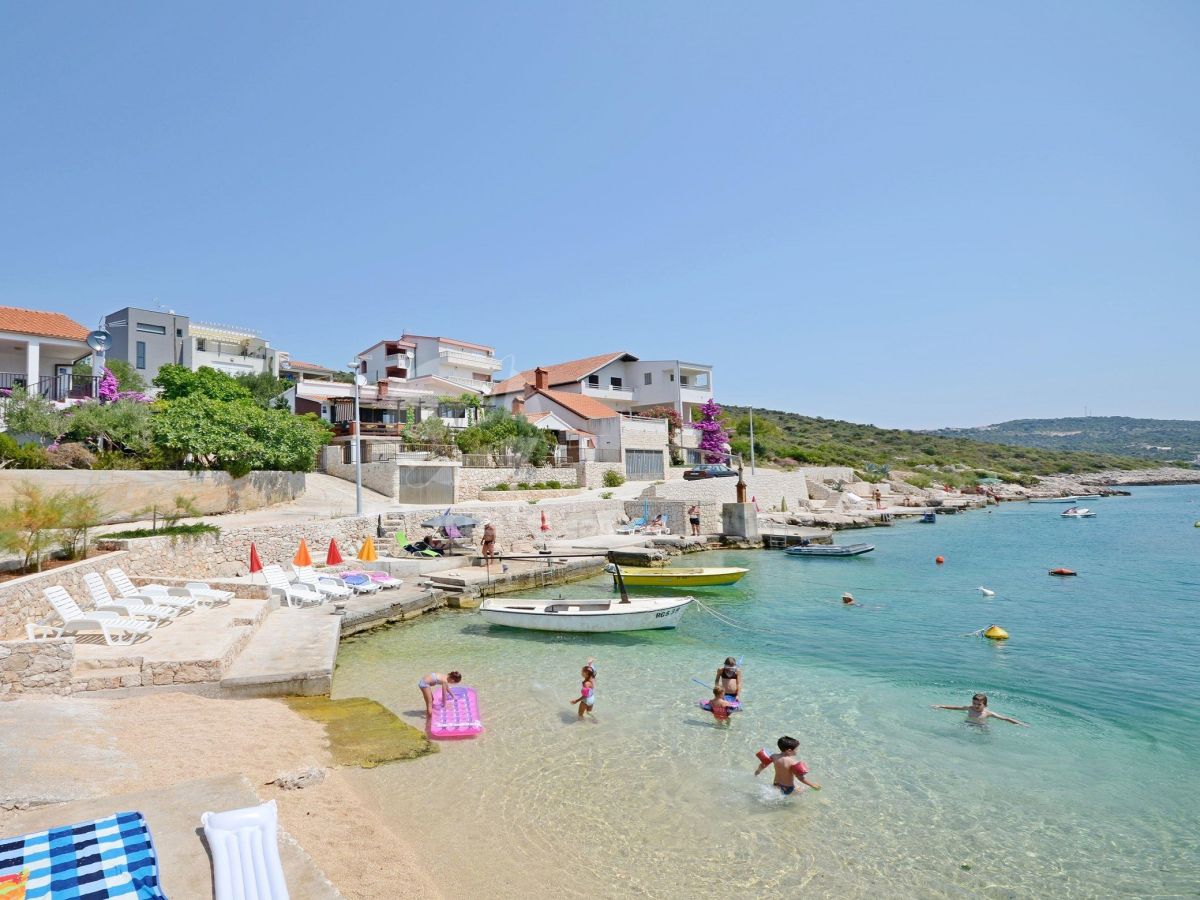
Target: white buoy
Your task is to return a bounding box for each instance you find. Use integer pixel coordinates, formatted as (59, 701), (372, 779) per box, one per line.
(979, 587), (995, 597)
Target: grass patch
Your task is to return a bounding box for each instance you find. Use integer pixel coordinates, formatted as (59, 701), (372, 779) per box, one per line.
(103, 522), (220, 540)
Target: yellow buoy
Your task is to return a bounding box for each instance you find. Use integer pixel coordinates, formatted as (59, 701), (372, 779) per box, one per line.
(984, 625), (1009, 641)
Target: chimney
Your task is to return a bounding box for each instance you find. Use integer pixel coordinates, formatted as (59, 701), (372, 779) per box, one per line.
(511, 396), (524, 415)
(534, 367), (549, 390)
(376, 380), (388, 399)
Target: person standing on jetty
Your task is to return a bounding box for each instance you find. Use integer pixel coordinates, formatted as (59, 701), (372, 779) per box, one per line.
(688, 504), (701, 536)
(481, 522), (496, 559)
(932, 693), (1029, 727)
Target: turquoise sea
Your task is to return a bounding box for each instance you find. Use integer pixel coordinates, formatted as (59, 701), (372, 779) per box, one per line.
(335, 485), (1200, 898)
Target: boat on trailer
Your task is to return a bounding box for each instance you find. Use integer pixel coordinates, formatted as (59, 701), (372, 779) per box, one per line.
(784, 543), (875, 557)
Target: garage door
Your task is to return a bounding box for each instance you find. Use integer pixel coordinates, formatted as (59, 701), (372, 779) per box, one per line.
(625, 449), (665, 481)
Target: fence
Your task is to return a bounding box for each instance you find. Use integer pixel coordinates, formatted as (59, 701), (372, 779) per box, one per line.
(0, 373), (99, 402)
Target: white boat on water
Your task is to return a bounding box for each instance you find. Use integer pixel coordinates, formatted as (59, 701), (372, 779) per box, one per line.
(1030, 496), (1083, 504)
(479, 595), (693, 632)
(1061, 507), (1096, 518)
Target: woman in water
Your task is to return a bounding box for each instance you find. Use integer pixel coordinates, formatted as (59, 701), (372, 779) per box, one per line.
(715, 657), (741, 700)
(418, 670), (462, 717)
(932, 693), (1029, 727)
(569, 658), (597, 719)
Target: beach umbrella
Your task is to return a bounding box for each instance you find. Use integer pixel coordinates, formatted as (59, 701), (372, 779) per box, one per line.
(326, 539), (343, 566)
(540, 510), (549, 532)
(752, 496), (760, 512)
(420, 511), (481, 529)
(358, 537), (378, 562)
(248, 543), (263, 577)
(293, 539), (312, 567)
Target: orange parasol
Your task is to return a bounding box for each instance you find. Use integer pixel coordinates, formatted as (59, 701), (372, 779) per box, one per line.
(293, 538), (312, 567)
(358, 536), (378, 562)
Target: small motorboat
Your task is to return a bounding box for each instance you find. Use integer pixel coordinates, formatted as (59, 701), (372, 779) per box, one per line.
(1030, 496), (1083, 504)
(479, 594), (692, 632)
(1060, 507), (1095, 518)
(605, 564), (748, 588)
(1073, 494), (1102, 500)
(784, 543), (875, 557)
(918, 512), (937, 523)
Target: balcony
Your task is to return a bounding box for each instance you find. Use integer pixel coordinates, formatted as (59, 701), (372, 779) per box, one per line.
(0, 373), (99, 403)
(582, 382), (635, 400)
(438, 348), (502, 371)
(332, 421), (406, 438)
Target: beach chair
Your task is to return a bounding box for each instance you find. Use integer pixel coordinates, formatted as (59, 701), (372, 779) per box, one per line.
(645, 515), (670, 535)
(292, 564), (353, 599)
(343, 569), (403, 590)
(262, 564), (325, 608)
(82, 572), (181, 625)
(615, 517), (646, 535)
(105, 568), (210, 610)
(337, 571), (381, 594)
(41, 586), (154, 645)
(112, 566), (233, 607)
(0, 810), (166, 899)
(201, 800), (289, 900)
(395, 531), (438, 558)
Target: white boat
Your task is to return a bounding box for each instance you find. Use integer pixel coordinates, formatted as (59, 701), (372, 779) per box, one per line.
(479, 595), (693, 632)
(1030, 496), (1083, 504)
(1060, 507), (1096, 518)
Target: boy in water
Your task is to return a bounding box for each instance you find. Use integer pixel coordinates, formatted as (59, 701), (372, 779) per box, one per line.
(755, 736), (822, 795)
(932, 693), (1029, 727)
(708, 687), (733, 725)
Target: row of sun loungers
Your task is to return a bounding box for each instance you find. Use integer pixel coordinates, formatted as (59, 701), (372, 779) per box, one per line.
(263, 563), (402, 608)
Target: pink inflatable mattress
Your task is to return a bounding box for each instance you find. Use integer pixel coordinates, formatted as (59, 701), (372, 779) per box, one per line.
(429, 686), (483, 739)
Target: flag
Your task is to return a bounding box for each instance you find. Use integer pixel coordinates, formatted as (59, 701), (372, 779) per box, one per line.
(326, 539), (343, 566)
(293, 539), (312, 567)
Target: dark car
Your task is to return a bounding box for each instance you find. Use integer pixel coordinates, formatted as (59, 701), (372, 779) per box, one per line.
(682, 464), (738, 481)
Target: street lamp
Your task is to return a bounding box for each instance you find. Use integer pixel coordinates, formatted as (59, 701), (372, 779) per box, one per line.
(348, 360), (364, 516)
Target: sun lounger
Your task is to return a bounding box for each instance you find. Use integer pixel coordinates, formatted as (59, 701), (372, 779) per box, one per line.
(615, 517), (646, 535)
(104, 569), (203, 611)
(42, 586), (153, 645)
(342, 569), (402, 590)
(201, 800), (289, 900)
(107, 567), (233, 608)
(395, 531), (439, 558)
(645, 515), (670, 535)
(0, 809), (165, 899)
(82, 572), (181, 625)
(338, 572), (381, 594)
(292, 564), (352, 599)
(262, 565), (325, 608)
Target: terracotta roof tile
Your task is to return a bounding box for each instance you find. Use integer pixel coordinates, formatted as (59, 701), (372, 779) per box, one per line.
(0, 306), (90, 342)
(284, 359), (334, 371)
(535, 388), (619, 421)
(493, 351), (633, 395)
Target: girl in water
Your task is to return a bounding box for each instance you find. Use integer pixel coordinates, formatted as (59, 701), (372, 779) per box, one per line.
(418, 671), (462, 717)
(570, 658), (597, 719)
(715, 657), (741, 700)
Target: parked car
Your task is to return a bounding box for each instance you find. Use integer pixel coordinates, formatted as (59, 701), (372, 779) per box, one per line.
(682, 464), (738, 481)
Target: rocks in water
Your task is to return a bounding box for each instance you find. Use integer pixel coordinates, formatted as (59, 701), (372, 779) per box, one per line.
(268, 767), (327, 790)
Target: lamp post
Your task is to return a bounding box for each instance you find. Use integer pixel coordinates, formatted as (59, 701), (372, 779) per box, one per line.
(348, 361), (363, 516)
(748, 407), (756, 474)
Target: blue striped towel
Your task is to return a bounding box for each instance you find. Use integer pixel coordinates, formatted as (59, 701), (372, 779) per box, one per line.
(0, 811), (164, 899)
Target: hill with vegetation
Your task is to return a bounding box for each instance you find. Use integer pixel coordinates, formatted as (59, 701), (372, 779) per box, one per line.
(719, 406), (1148, 487)
(929, 417), (1200, 464)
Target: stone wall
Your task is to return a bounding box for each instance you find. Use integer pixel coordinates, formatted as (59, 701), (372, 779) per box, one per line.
(478, 488), (585, 502)
(622, 499), (722, 535)
(0, 470), (305, 524)
(0, 637), (74, 696)
(577, 461), (626, 489)
(97, 516), (378, 579)
(456, 464), (579, 501)
(0, 552), (130, 641)
(324, 456), (401, 498)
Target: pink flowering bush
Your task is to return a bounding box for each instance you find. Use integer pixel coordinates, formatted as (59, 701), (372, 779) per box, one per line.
(97, 367), (119, 402)
(695, 398), (731, 463)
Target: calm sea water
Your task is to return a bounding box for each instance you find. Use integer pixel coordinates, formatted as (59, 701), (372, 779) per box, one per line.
(334, 485), (1200, 898)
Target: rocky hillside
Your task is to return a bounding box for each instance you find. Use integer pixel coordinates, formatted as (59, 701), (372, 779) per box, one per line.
(930, 417), (1200, 464)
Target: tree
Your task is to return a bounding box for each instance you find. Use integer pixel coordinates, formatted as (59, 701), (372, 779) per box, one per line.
(64, 399), (154, 455)
(0, 389), (67, 441)
(0, 481), (64, 572)
(695, 398), (732, 463)
(455, 408), (555, 463)
(641, 405), (684, 465)
(235, 371), (294, 409)
(153, 365), (252, 402)
(404, 417), (457, 458)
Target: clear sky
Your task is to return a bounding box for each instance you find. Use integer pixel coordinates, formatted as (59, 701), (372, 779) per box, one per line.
(2, 2), (1196, 429)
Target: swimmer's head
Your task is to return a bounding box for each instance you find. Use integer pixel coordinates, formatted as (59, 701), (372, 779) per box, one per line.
(972, 693), (987, 708)
(777, 736), (800, 753)
(724, 657), (737, 667)
(713, 687), (724, 699)
(582, 665), (596, 679)
(448, 671), (463, 684)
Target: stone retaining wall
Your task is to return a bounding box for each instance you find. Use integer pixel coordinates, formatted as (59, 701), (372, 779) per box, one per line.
(0, 637), (74, 696)
(455, 464), (579, 501)
(0, 552), (128, 641)
(477, 488), (584, 502)
(623, 499), (723, 535)
(0, 470), (305, 525)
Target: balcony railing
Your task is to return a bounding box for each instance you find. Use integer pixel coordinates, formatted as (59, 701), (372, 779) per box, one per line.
(0, 373), (99, 402)
(438, 348), (502, 371)
(332, 421), (405, 437)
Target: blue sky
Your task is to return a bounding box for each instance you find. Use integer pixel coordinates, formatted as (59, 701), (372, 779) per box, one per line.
(2, 2), (1196, 428)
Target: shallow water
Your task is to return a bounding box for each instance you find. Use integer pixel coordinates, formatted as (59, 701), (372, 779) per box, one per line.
(335, 486), (1200, 898)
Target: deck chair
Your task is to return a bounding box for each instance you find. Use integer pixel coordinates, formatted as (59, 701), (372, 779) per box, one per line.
(262, 564), (325, 608)
(201, 800), (289, 900)
(110, 566), (232, 606)
(292, 564), (352, 599)
(106, 568), (207, 610)
(41, 586), (154, 645)
(396, 530), (438, 558)
(645, 515), (670, 535)
(615, 517), (646, 535)
(337, 572), (381, 594)
(342, 569), (403, 590)
(82, 572), (180, 625)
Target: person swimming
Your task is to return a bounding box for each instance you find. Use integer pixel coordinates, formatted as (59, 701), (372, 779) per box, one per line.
(715, 657), (741, 699)
(754, 736), (821, 795)
(932, 693), (1029, 727)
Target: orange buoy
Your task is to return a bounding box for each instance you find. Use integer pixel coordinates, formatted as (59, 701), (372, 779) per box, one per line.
(1049, 568), (1077, 576)
(935, 556), (945, 565)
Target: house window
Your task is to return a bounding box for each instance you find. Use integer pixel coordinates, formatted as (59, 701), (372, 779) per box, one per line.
(644, 372), (652, 386)
(136, 322), (166, 335)
(176, 328), (184, 338)
(135, 341), (146, 369)
(680, 375), (690, 386)
(669, 372), (675, 382)
(196, 338), (207, 351)
(587, 374), (600, 386)
(609, 377), (622, 389)
(360, 360), (367, 373)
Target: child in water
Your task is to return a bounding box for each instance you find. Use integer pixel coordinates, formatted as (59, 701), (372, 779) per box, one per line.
(708, 687), (733, 725)
(932, 693), (1029, 727)
(715, 657), (741, 700)
(569, 658), (597, 719)
(417, 671), (462, 717)
(754, 736), (822, 796)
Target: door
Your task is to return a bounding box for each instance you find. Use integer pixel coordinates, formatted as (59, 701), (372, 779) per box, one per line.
(624, 449), (665, 481)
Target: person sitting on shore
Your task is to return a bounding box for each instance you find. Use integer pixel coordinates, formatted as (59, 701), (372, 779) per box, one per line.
(423, 532), (446, 555)
(715, 657), (741, 699)
(755, 736), (821, 795)
(708, 687), (733, 725)
(932, 693), (1029, 727)
(418, 671), (462, 717)
(569, 658), (597, 720)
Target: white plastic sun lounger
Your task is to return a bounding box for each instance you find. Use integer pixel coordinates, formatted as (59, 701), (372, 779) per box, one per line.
(262, 565), (325, 608)
(82, 572), (181, 625)
(201, 799), (290, 900)
(104, 568), (204, 611)
(41, 586), (154, 645)
(292, 565), (352, 599)
(108, 568), (234, 608)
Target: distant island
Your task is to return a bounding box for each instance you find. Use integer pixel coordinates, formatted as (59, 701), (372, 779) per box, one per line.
(929, 416), (1200, 465)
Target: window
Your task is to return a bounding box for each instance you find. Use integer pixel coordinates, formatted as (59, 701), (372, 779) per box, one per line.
(644, 372), (652, 386)
(135, 341), (146, 369)
(669, 372), (675, 382)
(587, 374), (600, 386)
(609, 377), (622, 389)
(176, 328), (184, 338)
(136, 322), (166, 335)
(196, 338), (207, 351)
(360, 360), (367, 373)
(680, 375), (690, 386)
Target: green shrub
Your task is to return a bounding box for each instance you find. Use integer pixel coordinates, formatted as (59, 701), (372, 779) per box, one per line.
(94, 451), (144, 470)
(903, 473), (933, 489)
(488, 483), (510, 491)
(516, 482), (531, 490)
(0, 434), (49, 469)
(103, 522), (220, 540)
(599, 491), (614, 499)
(545, 480), (562, 489)
(0, 482), (64, 571)
(602, 470), (625, 487)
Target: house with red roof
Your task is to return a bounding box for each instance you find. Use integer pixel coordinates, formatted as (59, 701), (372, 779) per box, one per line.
(0, 305), (97, 403)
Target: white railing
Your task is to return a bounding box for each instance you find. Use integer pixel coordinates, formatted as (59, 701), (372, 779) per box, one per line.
(439, 348), (502, 370)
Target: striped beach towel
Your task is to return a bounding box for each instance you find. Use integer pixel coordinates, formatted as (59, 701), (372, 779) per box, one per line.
(0, 811), (164, 899)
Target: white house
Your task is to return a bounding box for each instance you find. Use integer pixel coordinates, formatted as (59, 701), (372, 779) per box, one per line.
(189, 321), (279, 377)
(357, 333), (500, 395)
(0, 306), (96, 403)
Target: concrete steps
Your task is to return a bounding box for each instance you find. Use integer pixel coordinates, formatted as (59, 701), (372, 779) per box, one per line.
(71, 665), (143, 692)
(220, 607), (341, 697)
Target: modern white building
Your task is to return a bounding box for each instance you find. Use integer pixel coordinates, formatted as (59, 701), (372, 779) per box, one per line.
(189, 322), (279, 378)
(357, 333), (500, 395)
